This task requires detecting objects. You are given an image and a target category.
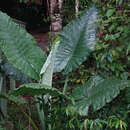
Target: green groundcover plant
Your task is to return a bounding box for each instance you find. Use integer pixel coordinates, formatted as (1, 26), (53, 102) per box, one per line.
(0, 3), (130, 129)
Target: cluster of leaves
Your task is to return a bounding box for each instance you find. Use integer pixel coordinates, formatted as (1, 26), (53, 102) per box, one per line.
(44, 2), (130, 129)
(61, 1), (130, 130)
(94, 2), (130, 79)
(1, 1), (130, 129)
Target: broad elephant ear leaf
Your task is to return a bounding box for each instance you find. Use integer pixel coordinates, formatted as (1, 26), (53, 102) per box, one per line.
(10, 83), (71, 101)
(54, 6), (98, 74)
(1, 62), (31, 83)
(0, 11), (46, 80)
(70, 76), (130, 116)
(40, 43), (59, 87)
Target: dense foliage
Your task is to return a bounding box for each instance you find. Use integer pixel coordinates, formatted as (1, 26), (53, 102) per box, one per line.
(65, 1), (130, 130)
(0, 0), (130, 130)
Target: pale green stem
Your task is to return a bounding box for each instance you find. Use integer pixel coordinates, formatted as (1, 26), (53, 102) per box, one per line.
(35, 76), (46, 130)
(0, 76), (3, 92)
(10, 78), (16, 90)
(63, 75), (69, 94)
(35, 96), (46, 130)
(0, 76), (4, 119)
(0, 77), (7, 118)
(22, 110), (39, 130)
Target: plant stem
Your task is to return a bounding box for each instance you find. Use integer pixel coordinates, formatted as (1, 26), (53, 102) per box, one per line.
(0, 77), (7, 118)
(22, 110), (39, 130)
(36, 103), (46, 130)
(63, 75), (69, 94)
(35, 75), (47, 130)
(0, 75), (4, 119)
(10, 78), (16, 90)
(0, 75), (3, 92)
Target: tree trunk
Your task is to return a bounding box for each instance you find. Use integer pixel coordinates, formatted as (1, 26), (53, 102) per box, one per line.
(49, 0), (63, 35)
(75, 0), (79, 16)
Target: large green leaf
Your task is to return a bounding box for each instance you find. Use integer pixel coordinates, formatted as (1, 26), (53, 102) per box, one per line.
(10, 83), (71, 101)
(1, 62), (31, 83)
(0, 11), (46, 80)
(70, 76), (130, 116)
(38, 44), (59, 129)
(40, 43), (59, 87)
(54, 6), (98, 74)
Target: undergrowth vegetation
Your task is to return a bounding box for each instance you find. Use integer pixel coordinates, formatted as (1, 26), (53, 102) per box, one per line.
(0, 0), (130, 130)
